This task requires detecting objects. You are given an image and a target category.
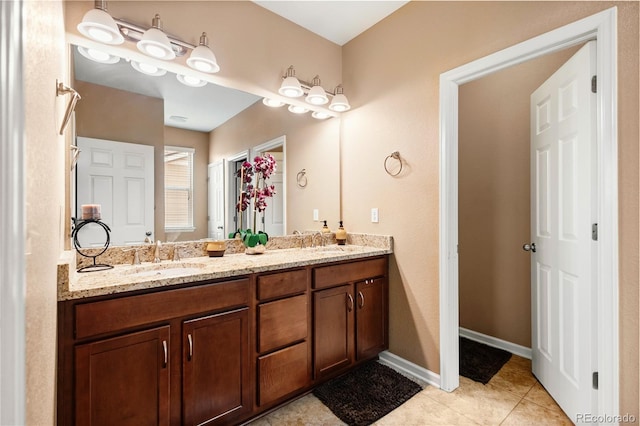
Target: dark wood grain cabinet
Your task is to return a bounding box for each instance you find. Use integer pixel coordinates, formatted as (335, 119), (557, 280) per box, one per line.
(312, 257), (388, 379)
(74, 326), (171, 426)
(255, 269), (311, 408)
(58, 256), (388, 425)
(183, 308), (251, 425)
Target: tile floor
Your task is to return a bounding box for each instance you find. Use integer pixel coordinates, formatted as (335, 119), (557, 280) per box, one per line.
(250, 355), (573, 425)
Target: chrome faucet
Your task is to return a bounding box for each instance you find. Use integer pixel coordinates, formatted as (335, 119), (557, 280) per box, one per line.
(123, 248), (141, 265)
(154, 240), (162, 263)
(292, 230), (305, 248)
(311, 231), (325, 248)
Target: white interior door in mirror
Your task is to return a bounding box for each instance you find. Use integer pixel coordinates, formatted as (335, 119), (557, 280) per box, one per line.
(263, 151), (284, 236)
(76, 137), (154, 246)
(208, 160), (225, 240)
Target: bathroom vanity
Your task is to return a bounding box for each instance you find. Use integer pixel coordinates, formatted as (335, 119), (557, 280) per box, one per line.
(57, 241), (390, 425)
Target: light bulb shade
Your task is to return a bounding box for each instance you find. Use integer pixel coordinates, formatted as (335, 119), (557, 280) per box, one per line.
(186, 45), (220, 73)
(306, 85), (329, 105)
(288, 104), (308, 114)
(311, 111), (330, 120)
(262, 98), (285, 108)
(131, 60), (167, 76)
(77, 8), (124, 44)
(77, 46), (120, 64)
(176, 73), (207, 87)
(329, 93), (351, 112)
(279, 76), (304, 98)
(137, 16), (175, 60)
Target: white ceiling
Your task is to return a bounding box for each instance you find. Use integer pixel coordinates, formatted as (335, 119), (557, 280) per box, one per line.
(252, 1), (409, 46)
(74, 1), (408, 132)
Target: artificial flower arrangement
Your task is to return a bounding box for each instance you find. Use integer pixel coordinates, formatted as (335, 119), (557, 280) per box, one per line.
(229, 153), (277, 250)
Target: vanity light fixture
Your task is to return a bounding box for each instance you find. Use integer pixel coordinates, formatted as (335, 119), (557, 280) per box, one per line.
(131, 60), (167, 77)
(278, 66), (304, 98)
(137, 14), (176, 60)
(311, 111), (330, 120)
(177, 73), (207, 88)
(278, 65), (351, 114)
(77, 45), (120, 64)
(305, 76), (329, 106)
(288, 104), (309, 114)
(186, 33), (220, 73)
(328, 85), (351, 112)
(76, 0), (124, 45)
(262, 98), (285, 108)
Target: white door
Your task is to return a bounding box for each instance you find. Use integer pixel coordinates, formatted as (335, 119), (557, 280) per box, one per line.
(76, 137), (154, 246)
(208, 160), (225, 240)
(263, 151), (284, 236)
(530, 41), (596, 421)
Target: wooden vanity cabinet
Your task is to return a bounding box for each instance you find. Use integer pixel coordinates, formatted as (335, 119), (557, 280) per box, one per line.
(254, 269), (311, 409)
(312, 257), (388, 379)
(58, 277), (252, 426)
(74, 326), (171, 425)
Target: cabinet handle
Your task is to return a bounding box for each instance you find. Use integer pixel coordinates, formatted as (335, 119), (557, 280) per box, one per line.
(187, 334), (193, 361)
(347, 294), (354, 312)
(358, 291), (365, 308)
(162, 340), (168, 368)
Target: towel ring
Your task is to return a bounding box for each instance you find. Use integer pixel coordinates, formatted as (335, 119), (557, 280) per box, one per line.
(296, 169), (307, 187)
(384, 151), (403, 176)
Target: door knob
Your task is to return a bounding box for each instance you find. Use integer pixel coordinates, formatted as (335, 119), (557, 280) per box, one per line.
(522, 243), (536, 253)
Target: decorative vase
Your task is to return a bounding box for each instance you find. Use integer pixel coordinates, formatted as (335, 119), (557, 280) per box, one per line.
(245, 244), (266, 255)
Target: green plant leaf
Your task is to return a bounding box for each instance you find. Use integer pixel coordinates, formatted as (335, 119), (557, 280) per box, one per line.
(258, 233), (268, 245)
(247, 234), (259, 247)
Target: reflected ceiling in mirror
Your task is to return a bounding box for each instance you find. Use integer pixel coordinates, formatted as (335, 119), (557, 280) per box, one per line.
(73, 45), (261, 132)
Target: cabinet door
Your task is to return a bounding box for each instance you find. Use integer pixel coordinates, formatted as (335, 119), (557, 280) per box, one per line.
(183, 308), (251, 426)
(75, 326), (170, 426)
(313, 284), (354, 378)
(356, 277), (387, 360)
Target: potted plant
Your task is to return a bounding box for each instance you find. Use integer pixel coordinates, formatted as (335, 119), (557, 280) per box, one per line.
(229, 154), (277, 253)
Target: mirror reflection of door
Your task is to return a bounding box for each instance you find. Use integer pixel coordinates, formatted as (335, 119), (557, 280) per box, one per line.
(76, 137), (154, 246)
(261, 151), (284, 236)
(232, 157), (249, 233)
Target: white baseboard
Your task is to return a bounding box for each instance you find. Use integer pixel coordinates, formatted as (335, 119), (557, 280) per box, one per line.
(378, 351), (441, 388)
(459, 327), (532, 359)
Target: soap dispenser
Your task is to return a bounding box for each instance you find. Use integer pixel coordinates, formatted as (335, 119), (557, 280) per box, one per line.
(336, 221), (347, 245)
(321, 220), (331, 233)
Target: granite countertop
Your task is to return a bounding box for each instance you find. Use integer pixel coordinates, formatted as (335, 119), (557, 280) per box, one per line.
(58, 239), (392, 301)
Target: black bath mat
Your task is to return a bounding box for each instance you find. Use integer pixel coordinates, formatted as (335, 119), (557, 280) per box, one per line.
(313, 361), (422, 426)
(459, 336), (512, 384)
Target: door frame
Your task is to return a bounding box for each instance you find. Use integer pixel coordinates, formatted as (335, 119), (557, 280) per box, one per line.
(225, 150), (249, 235)
(0, 0), (26, 423)
(438, 6), (618, 419)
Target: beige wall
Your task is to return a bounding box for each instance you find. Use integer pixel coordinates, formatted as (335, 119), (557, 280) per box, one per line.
(165, 126), (209, 241)
(23, 1), (67, 423)
(341, 1), (638, 418)
(209, 102), (341, 233)
(458, 47), (579, 348)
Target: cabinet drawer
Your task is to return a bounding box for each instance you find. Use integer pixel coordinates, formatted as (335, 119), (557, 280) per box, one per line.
(75, 278), (250, 339)
(257, 269), (307, 301)
(257, 341), (309, 406)
(257, 294), (307, 353)
(313, 257), (387, 289)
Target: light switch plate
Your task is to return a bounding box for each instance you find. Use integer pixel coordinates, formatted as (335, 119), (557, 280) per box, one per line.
(371, 208), (379, 223)
(313, 209), (319, 221)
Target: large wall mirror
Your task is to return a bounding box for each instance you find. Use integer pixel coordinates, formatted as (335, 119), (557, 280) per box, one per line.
(71, 43), (341, 247)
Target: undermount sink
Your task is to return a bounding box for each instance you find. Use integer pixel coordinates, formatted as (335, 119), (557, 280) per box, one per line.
(124, 263), (206, 278)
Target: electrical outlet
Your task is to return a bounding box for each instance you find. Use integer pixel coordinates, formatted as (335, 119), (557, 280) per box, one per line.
(371, 208), (379, 223)
(313, 209), (319, 221)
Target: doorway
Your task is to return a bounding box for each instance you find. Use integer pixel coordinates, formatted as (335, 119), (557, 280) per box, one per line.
(439, 7), (618, 420)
